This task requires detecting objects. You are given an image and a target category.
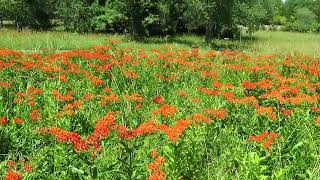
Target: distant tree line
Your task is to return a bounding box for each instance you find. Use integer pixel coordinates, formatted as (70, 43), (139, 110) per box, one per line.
(0, 0), (319, 40)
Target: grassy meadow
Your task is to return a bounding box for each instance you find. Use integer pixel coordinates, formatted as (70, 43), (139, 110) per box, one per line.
(1, 29), (320, 56)
(0, 29), (320, 179)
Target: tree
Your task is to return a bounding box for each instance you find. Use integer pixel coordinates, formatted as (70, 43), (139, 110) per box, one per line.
(10, 0), (33, 31)
(27, 0), (56, 30)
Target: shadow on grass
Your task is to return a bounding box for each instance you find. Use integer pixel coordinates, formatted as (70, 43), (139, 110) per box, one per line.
(130, 34), (258, 50)
(210, 36), (258, 51)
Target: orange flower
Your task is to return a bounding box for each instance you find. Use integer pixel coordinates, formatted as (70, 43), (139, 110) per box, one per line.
(0, 81), (11, 88)
(132, 120), (158, 136)
(248, 131), (269, 143)
(147, 150), (166, 180)
(204, 109), (227, 119)
(112, 125), (135, 139)
(311, 106), (320, 112)
(13, 117), (23, 125)
(153, 104), (177, 117)
(30, 109), (41, 121)
(5, 171), (21, 180)
(99, 93), (119, 105)
(262, 138), (274, 151)
(0, 117), (8, 125)
(86, 112), (116, 149)
(123, 69), (139, 79)
(89, 75), (104, 85)
(7, 160), (15, 169)
(158, 74), (176, 81)
(192, 114), (211, 123)
(83, 93), (94, 100)
(27, 87), (43, 95)
(27, 100), (36, 106)
(52, 90), (73, 101)
(191, 98), (201, 103)
(58, 74), (68, 82)
(103, 87), (113, 92)
(13, 98), (22, 104)
(242, 81), (256, 90)
(124, 93), (144, 102)
(23, 163), (32, 172)
(177, 90), (188, 97)
(43, 127), (88, 152)
(153, 96), (164, 104)
(157, 118), (191, 142)
(212, 81), (222, 89)
(280, 108), (293, 116)
(249, 131), (279, 152)
(256, 106), (277, 121)
(150, 149), (158, 159)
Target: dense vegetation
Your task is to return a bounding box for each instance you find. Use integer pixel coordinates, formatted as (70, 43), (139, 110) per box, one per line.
(0, 0), (319, 40)
(1, 41), (320, 179)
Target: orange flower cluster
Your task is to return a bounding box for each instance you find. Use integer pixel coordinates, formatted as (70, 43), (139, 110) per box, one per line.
(158, 74), (177, 81)
(123, 69), (139, 79)
(177, 90), (188, 97)
(192, 113), (211, 123)
(249, 131), (280, 152)
(5, 172), (21, 180)
(0, 81), (11, 88)
(204, 109), (227, 119)
(311, 106), (320, 112)
(153, 96), (164, 104)
(13, 117), (24, 125)
(3, 41), (320, 178)
(42, 112), (116, 151)
(147, 150), (166, 180)
(52, 90), (73, 101)
(260, 86), (316, 105)
(27, 87), (43, 95)
(197, 86), (220, 95)
(0, 49), (21, 57)
(42, 127), (88, 151)
(256, 106), (277, 120)
(4, 158), (32, 180)
(99, 93), (119, 105)
(87, 75), (104, 85)
(86, 112), (117, 149)
(58, 74), (68, 82)
(30, 109), (41, 121)
(124, 93), (144, 102)
(0, 117), (8, 125)
(42, 111), (201, 153)
(153, 104), (178, 117)
(83, 93), (94, 100)
(92, 45), (111, 52)
(12, 87), (43, 107)
(60, 100), (83, 116)
(157, 118), (191, 142)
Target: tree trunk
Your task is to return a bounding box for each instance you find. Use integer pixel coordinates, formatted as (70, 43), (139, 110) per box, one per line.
(205, 22), (213, 44)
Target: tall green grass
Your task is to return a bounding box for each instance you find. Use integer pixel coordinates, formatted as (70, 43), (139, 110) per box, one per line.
(0, 29), (319, 56)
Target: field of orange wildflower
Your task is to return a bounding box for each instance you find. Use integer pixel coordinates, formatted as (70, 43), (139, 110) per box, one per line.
(0, 40), (320, 179)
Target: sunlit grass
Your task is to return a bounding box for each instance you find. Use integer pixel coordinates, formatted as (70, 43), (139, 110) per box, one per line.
(0, 29), (319, 56)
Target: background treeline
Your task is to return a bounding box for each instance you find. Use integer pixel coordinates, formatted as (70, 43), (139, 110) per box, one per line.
(0, 0), (319, 40)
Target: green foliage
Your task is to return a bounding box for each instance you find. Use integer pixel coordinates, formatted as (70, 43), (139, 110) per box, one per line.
(283, 0), (320, 32)
(286, 7), (318, 32)
(272, 15), (287, 25)
(1, 0), (320, 37)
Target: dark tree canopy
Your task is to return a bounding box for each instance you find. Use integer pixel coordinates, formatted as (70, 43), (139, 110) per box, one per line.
(0, 0), (319, 39)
